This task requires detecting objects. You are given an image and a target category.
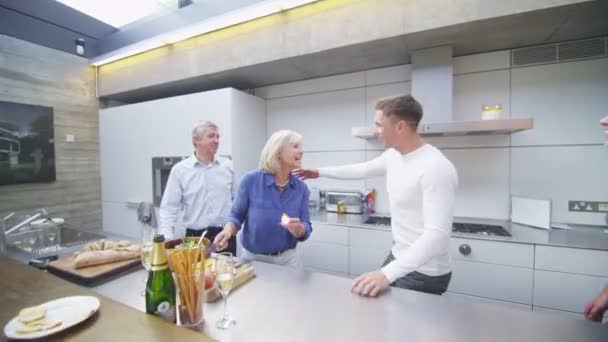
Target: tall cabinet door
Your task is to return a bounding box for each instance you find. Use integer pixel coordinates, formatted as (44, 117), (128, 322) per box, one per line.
(99, 89), (234, 238)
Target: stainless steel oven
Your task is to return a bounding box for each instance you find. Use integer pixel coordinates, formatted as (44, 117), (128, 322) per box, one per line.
(152, 156), (187, 206)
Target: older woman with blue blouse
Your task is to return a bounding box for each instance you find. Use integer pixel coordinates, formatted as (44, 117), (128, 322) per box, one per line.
(214, 130), (312, 268)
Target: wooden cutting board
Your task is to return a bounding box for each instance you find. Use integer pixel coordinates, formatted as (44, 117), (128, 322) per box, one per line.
(47, 255), (141, 287)
(206, 264), (256, 303)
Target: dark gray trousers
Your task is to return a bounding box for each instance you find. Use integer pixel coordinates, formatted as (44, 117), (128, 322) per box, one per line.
(382, 253), (452, 295)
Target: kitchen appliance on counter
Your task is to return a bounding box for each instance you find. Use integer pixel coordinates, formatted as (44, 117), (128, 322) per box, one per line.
(363, 215), (512, 237)
(152, 156), (187, 206)
(325, 190), (363, 214)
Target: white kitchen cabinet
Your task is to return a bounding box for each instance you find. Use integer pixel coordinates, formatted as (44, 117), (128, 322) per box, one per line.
(302, 223), (350, 275)
(533, 270), (608, 313)
(448, 259), (534, 304)
(453, 69), (511, 122)
(535, 245), (608, 277)
(266, 87), (366, 152)
(349, 247), (389, 277)
(348, 227), (392, 277)
(349, 227), (392, 249)
(99, 88), (266, 237)
(442, 148), (510, 219)
(302, 152), (366, 193)
(445, 292), (532, 311)
(256, 71), (365, 99)
(302, 241), (349, 275)
(365, 82), (411, 121)
(511, 58), (608, 146)
(450, 237), (534, 268)
(364, 64), (411, 87)
(308, 223), (349, 246)
(101, 201), (140, 238)
(452, 50), (510, 75)
(511, 146), (608, 226)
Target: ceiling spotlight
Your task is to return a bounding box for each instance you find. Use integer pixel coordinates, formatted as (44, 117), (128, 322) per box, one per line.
(75, 38), (86, 56)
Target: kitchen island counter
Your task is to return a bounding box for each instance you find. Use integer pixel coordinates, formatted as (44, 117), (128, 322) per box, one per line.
(93, 261), (608, 342)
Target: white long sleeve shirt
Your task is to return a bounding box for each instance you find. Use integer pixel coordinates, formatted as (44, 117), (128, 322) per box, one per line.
(319, 144), (457, 282)
(159, 154), (236, 239)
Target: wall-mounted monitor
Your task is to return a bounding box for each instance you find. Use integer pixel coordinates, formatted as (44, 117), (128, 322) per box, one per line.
(0, 101), (55, 185)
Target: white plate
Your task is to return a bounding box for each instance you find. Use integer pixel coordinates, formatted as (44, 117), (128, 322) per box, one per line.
(4, 296), (100, 340)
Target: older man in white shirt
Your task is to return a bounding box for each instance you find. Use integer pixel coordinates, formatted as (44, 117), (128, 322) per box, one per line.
(159, 121), (237, 254)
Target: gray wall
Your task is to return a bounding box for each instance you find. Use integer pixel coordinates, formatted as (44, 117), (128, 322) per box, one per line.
(0, 35), (102, 232)
(257, 49), (608, 226)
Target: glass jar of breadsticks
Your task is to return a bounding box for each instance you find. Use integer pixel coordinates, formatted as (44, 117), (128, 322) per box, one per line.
(165, 237), (210, 327)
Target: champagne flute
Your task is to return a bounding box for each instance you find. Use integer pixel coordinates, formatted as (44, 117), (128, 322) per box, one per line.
(215, 252), (236, 329)
(140, 225), (154, 296)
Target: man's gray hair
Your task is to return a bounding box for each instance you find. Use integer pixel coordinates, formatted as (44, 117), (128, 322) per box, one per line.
(259, 130), (302, 174)
(192, 121), (218, 138)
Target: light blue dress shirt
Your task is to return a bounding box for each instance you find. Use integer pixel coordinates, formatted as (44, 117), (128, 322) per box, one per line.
(159, 154), (235, 238)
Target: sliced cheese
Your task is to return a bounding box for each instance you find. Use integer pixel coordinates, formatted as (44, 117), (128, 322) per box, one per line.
(16, 319), (62, 334)
(281, 213), (290, 225)
(18, 306), (46, 323)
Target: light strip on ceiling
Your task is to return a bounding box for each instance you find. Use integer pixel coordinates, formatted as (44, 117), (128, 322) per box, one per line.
(90, 0), (322, 66)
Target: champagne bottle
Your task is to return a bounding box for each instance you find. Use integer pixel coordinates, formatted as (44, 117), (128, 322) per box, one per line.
(145, 234), (176, 323)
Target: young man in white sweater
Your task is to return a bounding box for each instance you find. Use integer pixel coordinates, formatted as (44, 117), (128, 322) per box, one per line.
(295, 95), (458, 297)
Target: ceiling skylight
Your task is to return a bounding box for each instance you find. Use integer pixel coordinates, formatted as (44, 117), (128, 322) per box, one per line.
(56, 0), (171, 28)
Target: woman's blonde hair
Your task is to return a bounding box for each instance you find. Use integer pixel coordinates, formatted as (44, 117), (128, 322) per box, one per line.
(259, 130), (303, 173)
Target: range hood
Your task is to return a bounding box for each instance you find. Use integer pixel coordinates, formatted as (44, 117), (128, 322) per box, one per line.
(353, 46), (533, 139)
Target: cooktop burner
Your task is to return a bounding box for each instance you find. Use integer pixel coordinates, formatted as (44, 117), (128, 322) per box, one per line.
(363, 216), (391, 226)
(363, 216), (512, 237)
(452, 222), (511, 237)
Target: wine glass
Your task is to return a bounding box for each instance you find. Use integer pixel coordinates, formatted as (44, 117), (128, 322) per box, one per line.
(215, 252), (236, 329)
(140, 225), (154, 296)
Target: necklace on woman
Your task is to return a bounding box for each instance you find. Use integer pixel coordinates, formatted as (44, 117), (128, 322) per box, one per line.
(276, 179), (289, 188)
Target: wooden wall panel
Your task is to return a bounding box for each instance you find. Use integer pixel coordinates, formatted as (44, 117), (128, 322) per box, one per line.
(0, 35), (101, 232)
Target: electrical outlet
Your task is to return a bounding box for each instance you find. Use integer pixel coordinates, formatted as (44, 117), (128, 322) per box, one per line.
(568, 200), (608, 213)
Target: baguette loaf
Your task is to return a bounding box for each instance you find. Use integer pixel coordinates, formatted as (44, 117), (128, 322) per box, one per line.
(73, 247), (140, 269)
(73, 240), (141, 268)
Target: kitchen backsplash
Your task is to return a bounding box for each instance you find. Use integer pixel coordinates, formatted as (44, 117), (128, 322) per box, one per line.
(256, 48), (608, 226)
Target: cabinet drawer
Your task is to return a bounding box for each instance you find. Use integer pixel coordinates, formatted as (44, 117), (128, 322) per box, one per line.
(349, 247), (389, 277)
(450, 237), (534, 268)
(302, 241), (349, 274)
(445, 292), (532, 312)
(309, 223), (348, 245)
(535, 245), (608, 277)
(349, 227), (392, 250)
(533, 270), (608, 313)
(448, 260), (533, 304)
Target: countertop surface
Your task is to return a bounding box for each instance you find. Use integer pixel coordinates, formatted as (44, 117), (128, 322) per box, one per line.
(0, 255), (210, 342)
(92, 261), (608, 342)
(310, 210), (608, 251)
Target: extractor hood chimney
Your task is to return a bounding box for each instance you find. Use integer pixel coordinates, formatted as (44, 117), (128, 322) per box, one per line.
(353, 46), (533, 139)
(412, 46), (454, 123)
